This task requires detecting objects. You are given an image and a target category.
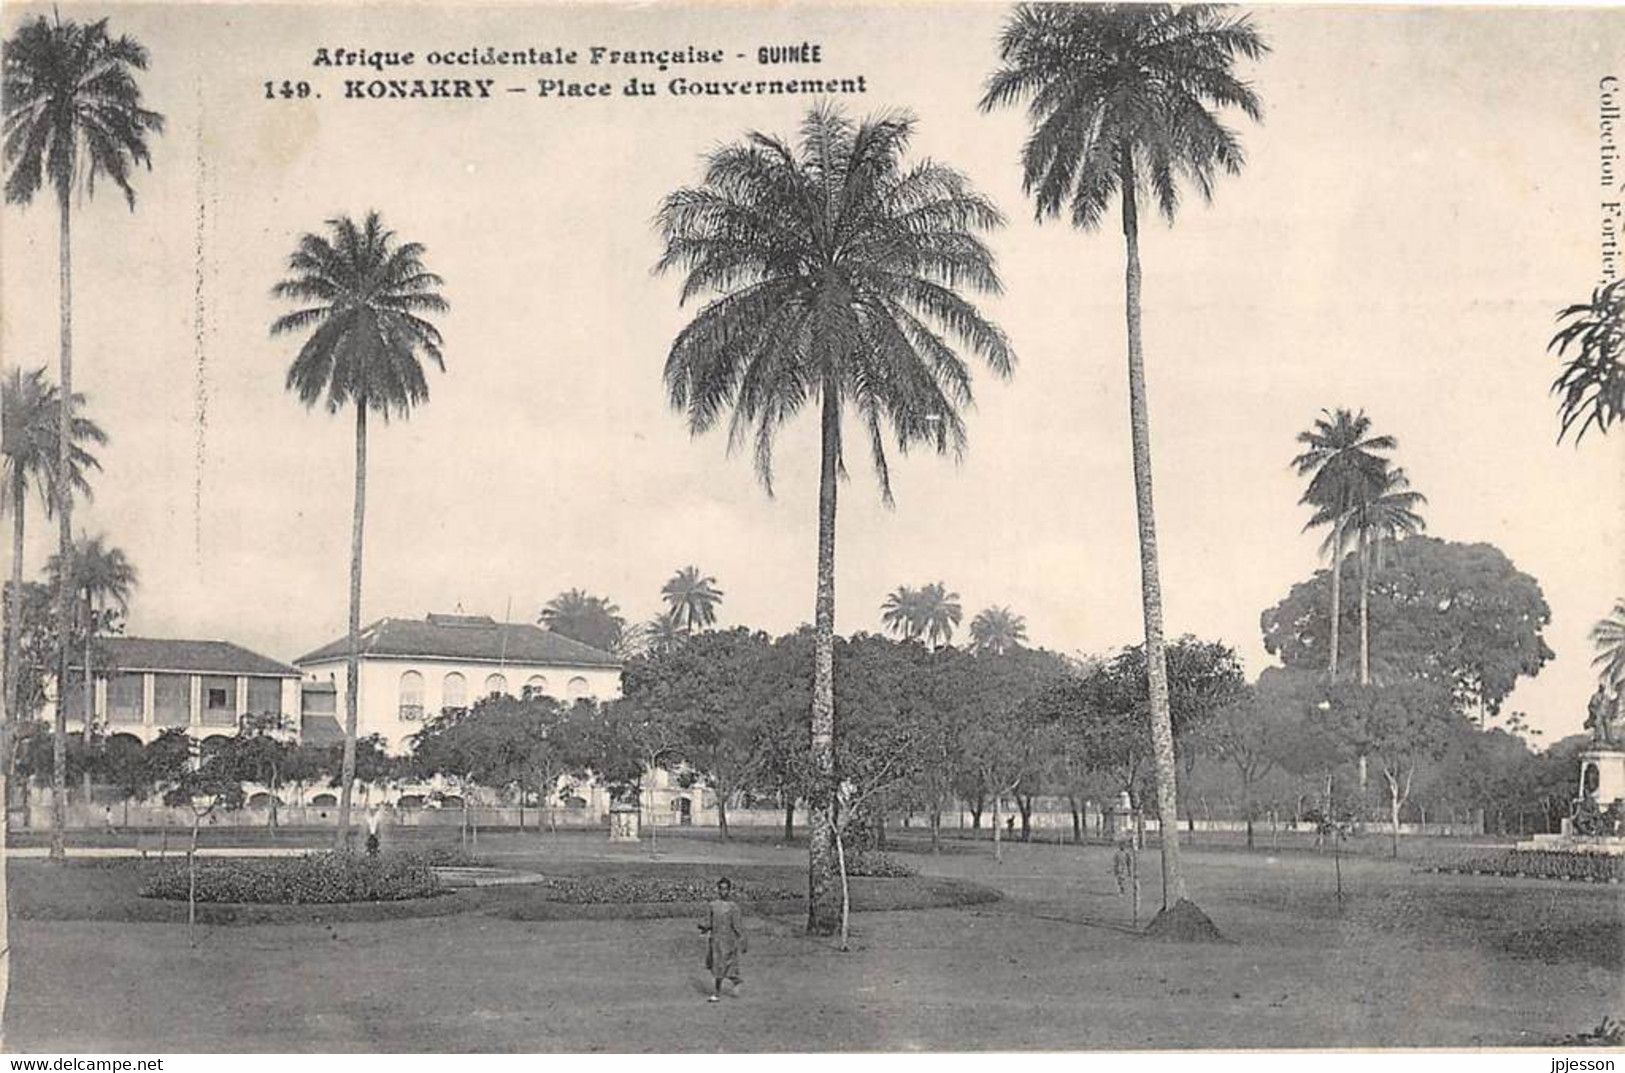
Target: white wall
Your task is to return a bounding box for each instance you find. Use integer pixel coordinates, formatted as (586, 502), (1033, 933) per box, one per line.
(299, 656), (622, 753)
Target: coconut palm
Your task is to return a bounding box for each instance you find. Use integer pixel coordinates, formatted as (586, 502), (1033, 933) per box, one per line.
(970, 606), (1028, 655)
(641, 609), (686, 656)
(982, 3), (1267, 916)
(1292, 408), (1395, 680)
(655, 104), (1013, 934)
(660, 566), (724, 633)
(3, 12), (163, 865)
(2, 368), (105, 723)
(1346, 463), (1426, 686)
(918, 582), (963, 648)
(45, 535), (136, 744)
(880, 585), (925, 642)
(1592, 600), (1625, 694)
(539, 588), (625, 654)
(1549, 278), (1625, 444)
(270, 210), (448, 849)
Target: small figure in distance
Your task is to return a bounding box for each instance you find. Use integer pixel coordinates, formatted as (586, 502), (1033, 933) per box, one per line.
(698, 876), (747, 1002)
(1113, 840), (1133, 896)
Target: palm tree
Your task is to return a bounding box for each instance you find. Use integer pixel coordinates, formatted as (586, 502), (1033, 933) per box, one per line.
(1591, 600), (1625, 694)
(539, 589), (625, 654)
(1549, 278), (1625, 444)
(918, 581), (962, 648)
(970, 606), (1028, 655)
(45, 535), (136, 745)
(660, 566), (724, 633)
(2, 368), (105, 723)
(1346, 463), (1426, 687)
(270, 210), (448, 849)
(641, 609), (686, 656)
(655, 105), (1013, 934)
(1292, 408), (1395, 680)
(982, 3), (1267, 917)
(881, 585), (925, 642)
(3, 13), (163, 865)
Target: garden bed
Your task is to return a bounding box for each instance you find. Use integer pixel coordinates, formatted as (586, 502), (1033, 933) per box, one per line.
(140, 851), (445, 904)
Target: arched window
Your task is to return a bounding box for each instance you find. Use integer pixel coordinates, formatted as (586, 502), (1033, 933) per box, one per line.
(567, 676), (590, 700)
(398, 671), (425, 721)
(523, 674), (549, 700)
(442, 672), (467, 711)
(484, 673), (509, 697)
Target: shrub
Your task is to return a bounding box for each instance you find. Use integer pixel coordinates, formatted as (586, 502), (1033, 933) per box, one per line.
(529, 875), (799, 905)
(1418, 849), (1624, 883)
(400, 844), (487, 869)
(844, 851), (917, 878)
(140, 852), (443, 904)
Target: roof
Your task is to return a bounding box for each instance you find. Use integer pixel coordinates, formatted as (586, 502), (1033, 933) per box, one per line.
(295, 614), (621, 669)
(97, 637), (300, 678)
(299, 715), (346, 745)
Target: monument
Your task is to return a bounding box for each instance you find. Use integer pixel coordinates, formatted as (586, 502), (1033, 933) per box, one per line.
(1518, 686), (1625, 854)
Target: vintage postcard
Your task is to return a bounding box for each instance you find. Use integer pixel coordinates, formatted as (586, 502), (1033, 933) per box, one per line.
(0, 0), (1621, 1056)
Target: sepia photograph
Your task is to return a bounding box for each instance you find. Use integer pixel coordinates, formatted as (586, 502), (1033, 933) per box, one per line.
(0, 0), (1621, 1056)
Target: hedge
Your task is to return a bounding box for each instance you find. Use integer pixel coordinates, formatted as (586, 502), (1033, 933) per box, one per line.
(140, 851), (444, 904)
(1418, 849), (1624, 883)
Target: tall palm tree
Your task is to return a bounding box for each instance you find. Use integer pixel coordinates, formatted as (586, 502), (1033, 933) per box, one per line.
(969, 605), (1028, 655)
(655, 105), (1013, 934)
(270, 210), (448, 849)
(1346, 463), (1426, 687)
(2, 368), (104, 723)
(982, 3), (1267, 916)
(880, 585), (925, 642)
(1292, 408), (1395, 680)
(660, 566), (724, 633)
(917, 581), (962, 648)
(46, 535), (136, 746)
(1549, 278), (1625, 444)
(3, 12), (163, 865)
(1591, 600), (1625, 694)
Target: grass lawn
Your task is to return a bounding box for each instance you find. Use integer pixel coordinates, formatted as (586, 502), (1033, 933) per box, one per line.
(6, 831), (1621, 1051)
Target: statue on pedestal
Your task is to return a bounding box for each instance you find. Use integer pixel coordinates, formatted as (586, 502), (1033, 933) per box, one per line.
(1585, 684), (1619, 746)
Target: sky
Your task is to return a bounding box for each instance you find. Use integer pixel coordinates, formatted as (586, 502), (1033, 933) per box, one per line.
(1, 1), (1621, 743)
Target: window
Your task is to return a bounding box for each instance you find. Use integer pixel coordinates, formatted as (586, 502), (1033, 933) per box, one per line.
(202, 677), (237, 726)
(567, 676), (590, 700)
(107, 673), (144, 724)
(442, 672), (467, 711)
(523, 675), (549, 700)
(484, 673), (509, 698)
(153, 674), (190, 727)
(399, 671), (425, 722)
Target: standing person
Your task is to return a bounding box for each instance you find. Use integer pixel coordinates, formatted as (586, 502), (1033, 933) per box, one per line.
(698, 877), (747, 1002)
(1113, 840), (1133, 895)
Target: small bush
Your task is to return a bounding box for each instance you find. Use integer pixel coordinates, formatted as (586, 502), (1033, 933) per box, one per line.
(140, 852), (443, 904)
(1419, 849), (1624, 883)
(844, 851), (917, 878)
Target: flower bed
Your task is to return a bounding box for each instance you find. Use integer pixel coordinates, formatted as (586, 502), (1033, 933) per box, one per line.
(1418, 849), (1624, 883)
(140, 852), (444, 904)
(528, 874), (799, 905)
(844, 851), (918, 878)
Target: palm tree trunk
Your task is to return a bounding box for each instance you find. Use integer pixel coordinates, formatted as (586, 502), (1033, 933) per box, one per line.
(1358, 529), (1371, 686)
(806, 377), (841, 935)
(51, 187), (74, 864)
(1119, 153), (1188, 910)
(5, 473), (23, 725)
(1328, 516), (1343, 681)
(334, 404), (366, 851)
(82, 594), (94, 744)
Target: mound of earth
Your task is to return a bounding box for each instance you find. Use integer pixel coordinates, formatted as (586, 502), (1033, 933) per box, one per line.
(1142, 898), (1225, 942)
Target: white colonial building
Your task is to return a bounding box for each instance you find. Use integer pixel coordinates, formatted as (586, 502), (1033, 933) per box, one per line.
(294, 612), (622, 753)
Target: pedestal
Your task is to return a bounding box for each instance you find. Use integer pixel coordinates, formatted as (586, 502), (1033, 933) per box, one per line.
(1579, 747), (1625, 807)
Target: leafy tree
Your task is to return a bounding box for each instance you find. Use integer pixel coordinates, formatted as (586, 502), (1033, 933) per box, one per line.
(655, 104), (1013, 934)
(3, 12), (164, 867)
(660, 566), (724, 634)
(2, 367), (105, 724)
(1323, 679), (1462, 856)
(46, 534), (136, 743)
(1549, 277), (1625, 443)
(1207, 668), (1322, 847)
(539, 588), (625, 654)
(0, 580), (88, 724)
(1592, 599), (1625, 693)
(981, 1), (1268, 919)
(969, 606), (1027, 656)
(1292, 408), (1396, 681)
(270, 210), (449, 850)
(622, 628), (773, 839)
(1261, 536), (1554, 724)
